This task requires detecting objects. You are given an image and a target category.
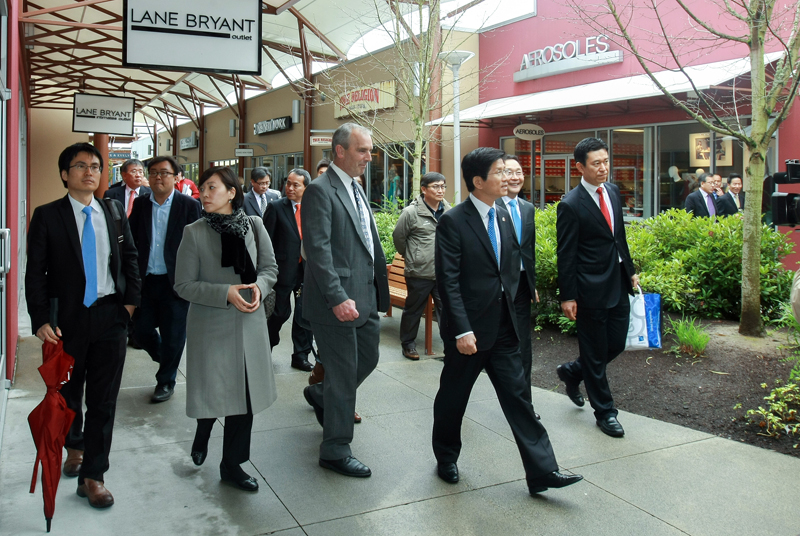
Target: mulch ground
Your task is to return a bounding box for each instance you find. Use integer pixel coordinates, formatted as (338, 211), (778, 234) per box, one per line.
(529, 318), (799, 457)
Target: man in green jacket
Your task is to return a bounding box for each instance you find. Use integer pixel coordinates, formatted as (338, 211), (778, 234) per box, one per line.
(392, 172), (450, 360)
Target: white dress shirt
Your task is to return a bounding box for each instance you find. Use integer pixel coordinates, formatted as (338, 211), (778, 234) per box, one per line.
(580, 178), (614, 233)
(68, 194), (115, 298)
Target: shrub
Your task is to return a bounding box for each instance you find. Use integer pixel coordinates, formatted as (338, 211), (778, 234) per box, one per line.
(373, 197), (404, 260)
(746, 380), (800, 438)
(667, 316), (710, 357)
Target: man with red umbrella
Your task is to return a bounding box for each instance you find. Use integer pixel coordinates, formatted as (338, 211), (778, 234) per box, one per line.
(26, 142), (141, 508)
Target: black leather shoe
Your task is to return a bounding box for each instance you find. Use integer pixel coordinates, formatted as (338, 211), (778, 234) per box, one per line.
(191, 450), (207, 466)
(319, 456), (371, 477)
(596, 415), (625, 437)
(556, 365), (585, 407)
(151, 384), (174, 403)
(303, 386), (324, 426)
(220, 461), (259, 491)
(292, 358), (314, 372)
(528, 471), (583, 494)
(437, 462), (459, 484)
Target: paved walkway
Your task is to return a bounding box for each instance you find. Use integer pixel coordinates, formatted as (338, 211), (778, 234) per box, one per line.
(1, 313), (799, 536)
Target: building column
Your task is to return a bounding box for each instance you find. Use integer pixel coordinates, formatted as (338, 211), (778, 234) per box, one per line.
(94, 133), (109, 197)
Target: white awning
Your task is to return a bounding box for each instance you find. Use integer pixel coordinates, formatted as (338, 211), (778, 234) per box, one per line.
(429, 52), (784, 125)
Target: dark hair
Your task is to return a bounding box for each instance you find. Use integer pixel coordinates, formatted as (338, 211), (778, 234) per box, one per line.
(251, 167), (270, 182)
(573, 137), (609, 166)
(332, 123), (372, 154)
(420, 172), (446, 189)
(179, 164), (186, 175)
(698, 172), (712, 184)
(288, 168), (311, 187)
(729, 173), (743, 182)
(58, 143), (104, 189)
(148, 155), (180, 175)
(461, 147), (505, 192)
(316, 158), (331, 173)
(199, 166), (244, 209)
(503, 154), (520, 164)
(120, 158), (144, 174)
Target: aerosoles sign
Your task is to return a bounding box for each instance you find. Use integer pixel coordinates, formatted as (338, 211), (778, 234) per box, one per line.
(513, 124), (545, 141)
(514, 34), (623, 82)
(123, 0), (261, 74)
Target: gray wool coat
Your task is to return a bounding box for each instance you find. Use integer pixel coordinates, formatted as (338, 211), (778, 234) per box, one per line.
(174, 216), (279, 419)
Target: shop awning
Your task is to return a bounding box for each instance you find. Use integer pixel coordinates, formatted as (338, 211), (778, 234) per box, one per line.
(429, 52), (784, 126)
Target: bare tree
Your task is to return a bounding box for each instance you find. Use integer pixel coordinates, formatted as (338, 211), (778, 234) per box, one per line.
(566, 0), (800, 336)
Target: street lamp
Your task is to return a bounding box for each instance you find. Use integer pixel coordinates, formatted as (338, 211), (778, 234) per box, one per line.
(438, 50), (474, 204)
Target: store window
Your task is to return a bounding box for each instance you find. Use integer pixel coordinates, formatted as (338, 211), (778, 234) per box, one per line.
(259, 153), (303, 194)
(183, 163), (198, 184)
(611, 127), (655, 220)
(364, 142), (420, 210)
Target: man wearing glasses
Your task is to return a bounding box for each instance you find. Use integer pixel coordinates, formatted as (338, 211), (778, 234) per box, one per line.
(392, 172), (450, 360)
(128, 156), (200, 403)
(26, 143), (141, 508)
(104, 158), (151, 217)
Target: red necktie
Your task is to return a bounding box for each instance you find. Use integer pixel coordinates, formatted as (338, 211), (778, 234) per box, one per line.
(295, 204), (303, 263)
(596, 187), (612, 231)
(126, 189), (136, 217)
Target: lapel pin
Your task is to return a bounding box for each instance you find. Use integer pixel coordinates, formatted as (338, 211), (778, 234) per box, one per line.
(502, 217), (506, 221)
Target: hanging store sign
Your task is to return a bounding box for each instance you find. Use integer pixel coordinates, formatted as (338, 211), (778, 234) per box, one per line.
(334, 81), (396, 119)
(234, 148), (254, 157)
(179, 131), (198, 149)
(253, 116), (292, 135)
(73, 94), (135, 136)
(123, 0), (262, 74)
(513, 124), (545, 141)
(311, 135), (333, 146)
(514, 34), (623, 83)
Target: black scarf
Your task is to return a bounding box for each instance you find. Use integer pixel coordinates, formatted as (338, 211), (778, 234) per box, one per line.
(202, 208), (257, 284)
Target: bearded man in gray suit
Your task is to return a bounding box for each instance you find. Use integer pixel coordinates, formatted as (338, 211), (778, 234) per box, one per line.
(301, 123), (390, 477)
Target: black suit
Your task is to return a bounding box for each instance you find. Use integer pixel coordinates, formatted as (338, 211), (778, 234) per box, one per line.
(684, 189), (719, 218)
(556, 182), (634, 419)
(433, 196), (558, 480)
(244, 189), (278, 217)
(128, 191), (201, 388)
(496, 196), (537, 402)
(263, 197), (313, 361)
(103, 184), (152, 210)
(718, 191), (745, 216)
(26, 195), (141, 483)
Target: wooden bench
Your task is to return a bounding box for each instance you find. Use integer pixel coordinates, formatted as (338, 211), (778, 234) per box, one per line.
(385, 253), (435, 355)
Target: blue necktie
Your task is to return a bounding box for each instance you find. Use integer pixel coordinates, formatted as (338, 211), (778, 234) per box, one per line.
(487, 207), (499, 266)
(508, 199), (522, 244)
(81, 206), (98, 307)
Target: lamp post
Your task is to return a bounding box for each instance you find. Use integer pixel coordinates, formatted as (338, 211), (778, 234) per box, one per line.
(438, 50), (474, 204)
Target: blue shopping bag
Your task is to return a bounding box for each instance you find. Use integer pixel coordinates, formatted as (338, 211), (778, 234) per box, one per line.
(626, 287), (662, 350)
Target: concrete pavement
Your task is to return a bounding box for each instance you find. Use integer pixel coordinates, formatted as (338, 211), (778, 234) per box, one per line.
(1, 312), (799, 536)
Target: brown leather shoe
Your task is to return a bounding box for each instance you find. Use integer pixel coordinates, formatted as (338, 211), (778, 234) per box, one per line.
(308, 362), (325, 385)
(354, 412), (362, 424)
(63, 448), (83, 478)
(402, 346), (420, 360)
(76, 478), (114, 508)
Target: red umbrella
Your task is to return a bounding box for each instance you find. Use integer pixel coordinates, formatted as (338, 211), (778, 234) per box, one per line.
(28, 340), (76, 533)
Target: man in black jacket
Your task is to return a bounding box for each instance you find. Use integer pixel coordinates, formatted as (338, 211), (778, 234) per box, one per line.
(26, 143), (141, 508)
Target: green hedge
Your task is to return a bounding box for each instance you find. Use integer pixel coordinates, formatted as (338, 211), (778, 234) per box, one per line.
(535, 205), (794, 323)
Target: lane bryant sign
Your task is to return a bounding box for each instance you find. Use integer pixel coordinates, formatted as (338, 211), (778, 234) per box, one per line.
(123, 0), (262, 74)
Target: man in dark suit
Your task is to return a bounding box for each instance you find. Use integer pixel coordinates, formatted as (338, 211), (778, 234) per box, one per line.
(128, 156), (201, 403)
(244, 167), (279, 217)
(432, 147), (582, 495)
(684, 173), (720, 218)
(556, 137), (638, 438)
(301, 123), (390, 478)
(496, 155), (539, 405)
(26, 143), (141, 508)
(104, 158), (151, 216)
(718, 173), (745, 216)
(264, 168), (314, 372)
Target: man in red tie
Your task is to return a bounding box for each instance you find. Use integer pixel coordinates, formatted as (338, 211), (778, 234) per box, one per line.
(555, 137), (639, 438)
(263, 168), (315, 371)
(103, 159), (151, 217)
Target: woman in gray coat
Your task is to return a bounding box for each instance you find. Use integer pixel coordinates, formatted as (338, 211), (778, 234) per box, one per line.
(174, 166), (278, 492)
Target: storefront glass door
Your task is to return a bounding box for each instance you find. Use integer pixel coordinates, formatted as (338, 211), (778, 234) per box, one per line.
(540, 155), (578, 204)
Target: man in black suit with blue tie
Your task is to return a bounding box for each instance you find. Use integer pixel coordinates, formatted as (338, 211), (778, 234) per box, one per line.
(556, 137), (639, 438)
(128, 156), (201, 403)
(432, 147), (581, 495)
(26, 143), (141, 508)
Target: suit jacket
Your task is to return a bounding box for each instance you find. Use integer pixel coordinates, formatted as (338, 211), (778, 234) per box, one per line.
(557, 182), (634, 309)
(496, 196), (536, 293)
(128, 191), (201, 290)
(263, 197), (303, 290)
(26, 195), (141, 341)
(103, 184), (152, 207)
(684, 189), (719, 218)
(301, 169), (390, 327)
(435, 197), (520, 350)
(243, 189), (278, 217)
(718, 191), (745, 216)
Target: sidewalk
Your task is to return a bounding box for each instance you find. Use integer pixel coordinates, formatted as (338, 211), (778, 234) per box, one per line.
(1, 312), (799, 536)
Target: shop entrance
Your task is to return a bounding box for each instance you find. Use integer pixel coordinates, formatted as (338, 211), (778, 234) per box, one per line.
(539, 154), (579, 204)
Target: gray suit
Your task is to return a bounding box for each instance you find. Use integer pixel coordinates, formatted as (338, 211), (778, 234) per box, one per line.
(302, 168), (390, 460)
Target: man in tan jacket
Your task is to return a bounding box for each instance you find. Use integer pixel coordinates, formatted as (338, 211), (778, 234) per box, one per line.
(392, 172), (450, 360)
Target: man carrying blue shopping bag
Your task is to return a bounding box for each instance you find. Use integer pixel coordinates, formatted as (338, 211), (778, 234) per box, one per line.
(626, 286), (662, 350)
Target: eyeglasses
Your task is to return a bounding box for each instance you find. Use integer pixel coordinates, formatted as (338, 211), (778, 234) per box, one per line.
(69, 163), (102, 174)
(424, 184), (447, 191)
(507, 170), (525, 177)
(492, 169), (513, 178)
(148, 170), (175, 178)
